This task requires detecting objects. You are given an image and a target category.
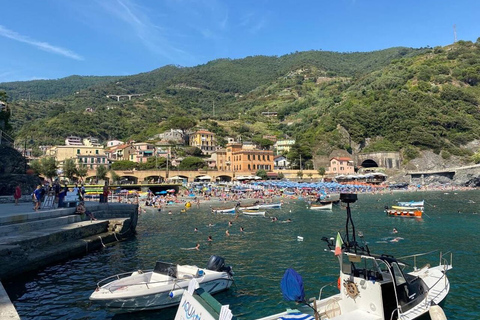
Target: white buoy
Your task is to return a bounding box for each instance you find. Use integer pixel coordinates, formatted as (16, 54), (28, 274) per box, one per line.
(297, 236), (304, 241)
(429, 305), (447, 320)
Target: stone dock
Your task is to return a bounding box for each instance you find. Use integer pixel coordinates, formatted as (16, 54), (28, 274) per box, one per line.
(0, 200), (139, 319)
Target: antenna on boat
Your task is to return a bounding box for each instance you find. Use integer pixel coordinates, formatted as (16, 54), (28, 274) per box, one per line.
(340, 193), (358, 253)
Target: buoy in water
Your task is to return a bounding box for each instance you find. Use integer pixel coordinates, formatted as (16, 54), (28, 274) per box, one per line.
(297, 236), (304, 241)
(429, 305), (447, 320)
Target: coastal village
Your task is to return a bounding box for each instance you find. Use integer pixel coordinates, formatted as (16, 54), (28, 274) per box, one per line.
(15, 129), (393, 186)
(2, 4), (480, 318)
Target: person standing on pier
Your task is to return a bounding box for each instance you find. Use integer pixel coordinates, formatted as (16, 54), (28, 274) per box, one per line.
(14, 184), (21, 205)
(33, 185), (42, 211)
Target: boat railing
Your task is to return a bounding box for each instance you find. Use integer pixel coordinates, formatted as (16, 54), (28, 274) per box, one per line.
(316, 283), (335, 301)
(397, 249), (443, 271)
(439, 251), (453, 268)
(96, 270), (153, 288)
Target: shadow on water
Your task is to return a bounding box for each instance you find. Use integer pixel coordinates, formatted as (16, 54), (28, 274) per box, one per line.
(4, 190), (480, 319)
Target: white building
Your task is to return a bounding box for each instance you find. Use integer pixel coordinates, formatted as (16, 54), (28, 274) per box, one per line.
(65, 136), (83, 146)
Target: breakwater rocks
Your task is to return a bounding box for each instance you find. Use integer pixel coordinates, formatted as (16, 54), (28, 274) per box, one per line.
(0, 202), (138, 280)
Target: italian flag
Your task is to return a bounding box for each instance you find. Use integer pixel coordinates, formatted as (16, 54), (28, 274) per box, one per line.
(335, 232), (343, 256)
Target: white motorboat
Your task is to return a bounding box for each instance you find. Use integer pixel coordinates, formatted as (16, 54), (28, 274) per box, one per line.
(242, 210), (266, 216)
(257, 203), (282, 209)
(89, 255), (234, 312)
(212, 207), (236, 214)
(238, 205), (260, 210)
(310, 202), (333, 210)
(176, 194), (452, 320)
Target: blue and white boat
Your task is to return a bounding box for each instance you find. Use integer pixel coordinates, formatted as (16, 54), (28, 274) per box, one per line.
(397, 200), (424, 207)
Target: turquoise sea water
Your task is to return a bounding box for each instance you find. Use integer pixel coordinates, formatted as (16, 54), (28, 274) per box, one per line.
(5, 190), (480, 319)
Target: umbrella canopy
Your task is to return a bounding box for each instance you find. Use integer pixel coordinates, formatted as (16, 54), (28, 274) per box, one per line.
(169, 176), (183, 180)
(198, 175), (212, 180)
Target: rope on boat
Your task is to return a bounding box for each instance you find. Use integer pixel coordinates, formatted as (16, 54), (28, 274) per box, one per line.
(98, 235), (106, 247)
(113, 231), (119, 242)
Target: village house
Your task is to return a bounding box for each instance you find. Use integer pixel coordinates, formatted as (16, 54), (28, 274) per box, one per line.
(327, 157), (355, 175)
(215, 142), (274, 172)
(189, 129), (217, 155)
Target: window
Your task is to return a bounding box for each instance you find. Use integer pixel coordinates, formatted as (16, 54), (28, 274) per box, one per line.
(248, 155), (250, 160)
(77, 149), (80, 154)
(248, 164), (251, 170)
(253, 154), (256, 160)
(96, 150), (99, 155)
(263, 155), (265, 161)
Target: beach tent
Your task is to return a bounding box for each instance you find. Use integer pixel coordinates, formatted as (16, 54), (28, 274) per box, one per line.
(198, 175), (212, 180)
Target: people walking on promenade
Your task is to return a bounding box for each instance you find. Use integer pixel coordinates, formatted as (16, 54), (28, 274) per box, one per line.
(14, 184), (21, 205)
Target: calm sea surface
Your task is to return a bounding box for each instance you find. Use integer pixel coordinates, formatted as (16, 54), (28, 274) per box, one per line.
(5, 190), (480, 319)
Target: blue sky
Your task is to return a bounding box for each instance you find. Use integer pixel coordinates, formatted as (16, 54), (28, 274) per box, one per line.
(1, 0), (479, 83)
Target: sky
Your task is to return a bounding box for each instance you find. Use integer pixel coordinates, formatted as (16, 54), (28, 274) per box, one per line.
(1, 0), (480, 83)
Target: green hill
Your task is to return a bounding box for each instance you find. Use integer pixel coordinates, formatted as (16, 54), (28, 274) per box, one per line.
(2, 41), (480, 165)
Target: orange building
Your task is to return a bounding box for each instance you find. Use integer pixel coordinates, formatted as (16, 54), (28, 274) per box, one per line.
(328, 157), (355, 175)
(216, 143), (274, 173)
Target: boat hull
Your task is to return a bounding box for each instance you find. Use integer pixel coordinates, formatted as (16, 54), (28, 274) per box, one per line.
(310, 203), (332, 210)
(90, 276), (232, 312)
(386, 209), (422, 218)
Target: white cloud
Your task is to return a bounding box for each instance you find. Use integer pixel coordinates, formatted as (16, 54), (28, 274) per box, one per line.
(0, 25), (83, 61)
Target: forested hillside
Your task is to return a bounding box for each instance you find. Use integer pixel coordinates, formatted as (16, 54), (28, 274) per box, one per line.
(2, 41), (480, 165)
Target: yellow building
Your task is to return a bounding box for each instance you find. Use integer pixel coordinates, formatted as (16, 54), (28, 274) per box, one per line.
(45, 145), (108, 170)
(216, 143), (274, 173)
(189, 130), (216, 155)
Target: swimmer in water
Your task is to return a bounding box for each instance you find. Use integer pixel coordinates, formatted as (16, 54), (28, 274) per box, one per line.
(194, 227), (198, 232)
(228, 221), (233, 227)
(240, 226), (245, 232)
(393, 227), (398, 234)
(225, 230), (230, 236)
(208, 235), (213, 241)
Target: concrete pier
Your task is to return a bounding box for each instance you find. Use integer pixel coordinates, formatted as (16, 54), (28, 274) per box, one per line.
(0, 201), (138, 318)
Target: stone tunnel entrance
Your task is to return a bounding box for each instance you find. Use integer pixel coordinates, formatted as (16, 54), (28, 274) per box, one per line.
(360, 159), (379, 168)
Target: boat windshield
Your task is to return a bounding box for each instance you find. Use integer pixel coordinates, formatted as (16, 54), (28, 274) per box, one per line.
(391, 262), (406, 286)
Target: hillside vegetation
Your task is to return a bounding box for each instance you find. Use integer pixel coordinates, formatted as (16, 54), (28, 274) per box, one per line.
(2, 41), (480, 165)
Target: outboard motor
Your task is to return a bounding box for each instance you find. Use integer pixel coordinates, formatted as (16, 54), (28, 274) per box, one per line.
(206, 255), (233, 276)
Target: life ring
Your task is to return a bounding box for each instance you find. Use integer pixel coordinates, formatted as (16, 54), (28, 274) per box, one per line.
(343, 280), (359, 299)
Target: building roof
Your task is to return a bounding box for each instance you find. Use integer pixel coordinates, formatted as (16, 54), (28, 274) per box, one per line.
(331, 157), (353, 161)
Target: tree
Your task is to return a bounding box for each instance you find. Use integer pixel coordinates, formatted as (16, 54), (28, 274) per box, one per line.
(41, 157), (58, 181)
(96, 164), (108, 182)
(77, 164), (88, 182)
(297, 170), (304, 179)
(287, 143), (312, 169)
(307, 172), (313, 180)
(111, 160), (138, 170)
(30, 159), (42, 175)
(256, 169), (267, 180)
(185, 147), (203, 157)
(110, 170), (120, 184)
(178, 157), (206, 170)
(168, 116), (197, 134)
(317, 167), (326, 176)
(63, 158), (78, 182)
(252, 137), (275, 150)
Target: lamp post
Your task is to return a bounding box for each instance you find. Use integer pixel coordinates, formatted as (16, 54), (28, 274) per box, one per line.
(24, 136), (32, 172)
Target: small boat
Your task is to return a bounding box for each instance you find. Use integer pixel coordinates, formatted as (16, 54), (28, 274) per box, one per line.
(320, 199), (340, 205)
(242, 210), (266, 216)
(310, 202), (333, 210)
(398, 200), (424, 207)
(89, 255), (234, 312)
(176, 194), (452, 320)
(238, 205), (260, 210)
(257, 203), (282, 209)
(212, 207), (236, 214)
(387, 206), (423, 218)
